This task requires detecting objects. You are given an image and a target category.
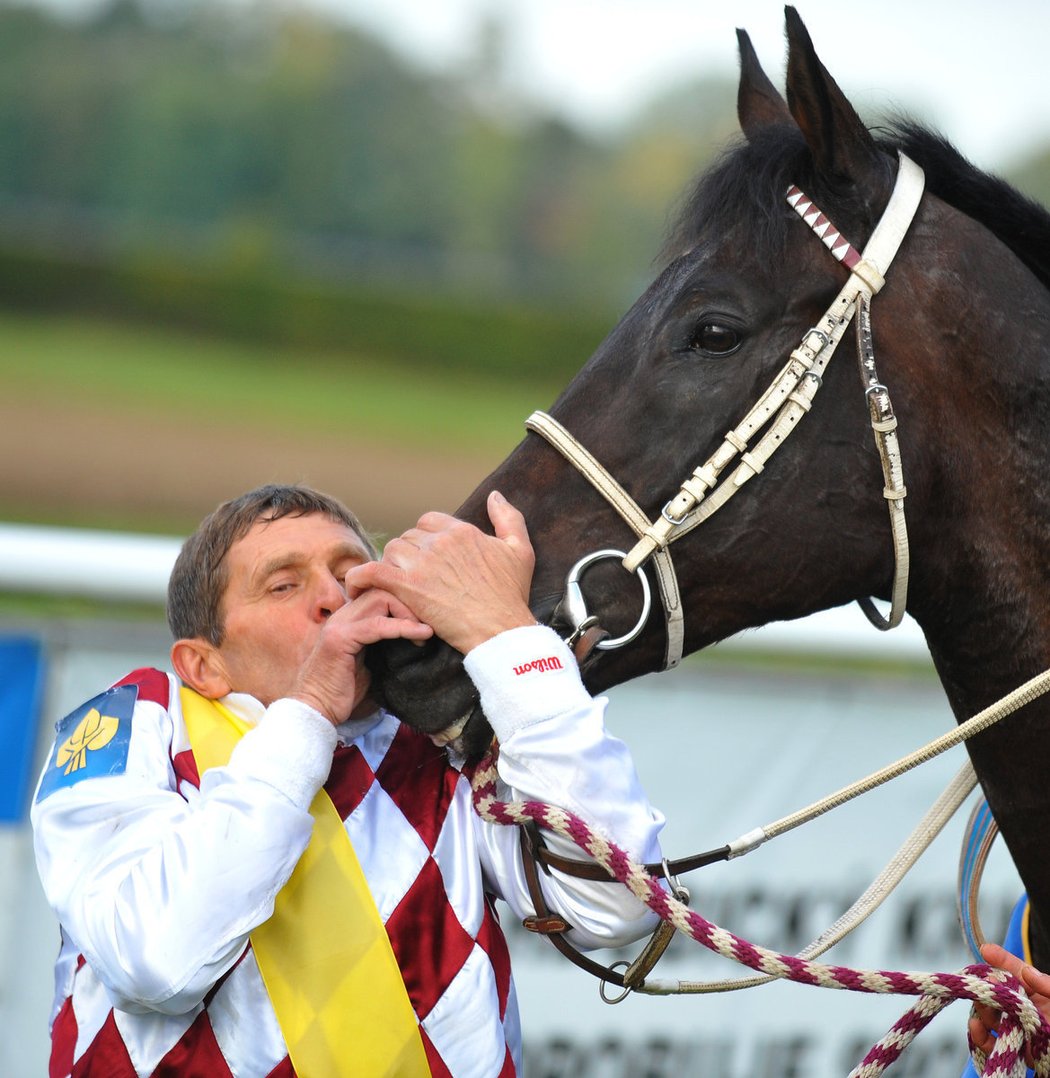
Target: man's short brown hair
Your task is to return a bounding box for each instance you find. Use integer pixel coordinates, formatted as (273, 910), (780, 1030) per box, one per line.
(167, 484), (378, 645)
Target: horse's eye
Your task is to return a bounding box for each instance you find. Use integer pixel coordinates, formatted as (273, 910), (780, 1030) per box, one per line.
(690, 322), (741, 356)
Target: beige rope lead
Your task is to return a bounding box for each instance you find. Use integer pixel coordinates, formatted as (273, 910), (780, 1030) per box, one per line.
(646, 761), (977, 995)
(726, 666), (1050, 859)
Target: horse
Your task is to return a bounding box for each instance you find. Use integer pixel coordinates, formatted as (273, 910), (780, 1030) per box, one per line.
(368, 7), (1050, 971)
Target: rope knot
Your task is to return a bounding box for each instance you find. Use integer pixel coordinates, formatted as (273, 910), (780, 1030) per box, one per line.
(961, 963), (1050, 1077)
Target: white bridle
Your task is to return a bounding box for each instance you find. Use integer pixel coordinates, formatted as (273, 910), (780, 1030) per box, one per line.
(527, 152), (925, 667)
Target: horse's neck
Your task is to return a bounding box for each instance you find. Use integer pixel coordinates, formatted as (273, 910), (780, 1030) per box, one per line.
(919, 568), (1050, 967)
(951, 674), (1050, 969)
(909, 255), (1050, 705)
(889, 234), (1050, 962)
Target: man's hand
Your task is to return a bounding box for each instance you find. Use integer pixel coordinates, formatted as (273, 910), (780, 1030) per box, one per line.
(291, 588), (432, 724)
(346, 491), (537, 655)
(969, 942), (1050, 1066)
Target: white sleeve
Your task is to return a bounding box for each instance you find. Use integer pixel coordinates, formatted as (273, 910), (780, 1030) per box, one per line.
(463, 625), (665, 951)
(30, 680), (337, 1015)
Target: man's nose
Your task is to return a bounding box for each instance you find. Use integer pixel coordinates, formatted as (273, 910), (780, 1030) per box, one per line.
(315, 572), (348, 619)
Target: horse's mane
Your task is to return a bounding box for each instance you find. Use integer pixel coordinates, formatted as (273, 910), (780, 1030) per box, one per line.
(885, 120), (1050, 291)
(662, 120), (1050, 293)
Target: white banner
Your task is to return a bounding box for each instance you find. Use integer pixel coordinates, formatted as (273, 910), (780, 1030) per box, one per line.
(510, 666), (1019, 1078)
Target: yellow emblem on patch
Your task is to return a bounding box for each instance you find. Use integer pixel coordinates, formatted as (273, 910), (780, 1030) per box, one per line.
(36, 683), (138, 803)
(56, 707), (120, 775)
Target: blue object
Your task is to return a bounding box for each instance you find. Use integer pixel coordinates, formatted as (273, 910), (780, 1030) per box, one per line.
(35, 683), (137, 804)
(959, 798), (999, 961)
(0, 636), (46, 822)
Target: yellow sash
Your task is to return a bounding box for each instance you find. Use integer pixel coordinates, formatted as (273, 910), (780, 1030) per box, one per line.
(179, 687), (430, 1077)
(1023, 899), (1034, 965)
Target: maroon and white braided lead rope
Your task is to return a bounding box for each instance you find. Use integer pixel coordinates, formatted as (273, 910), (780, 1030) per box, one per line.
(469, 750), (1050, 1077)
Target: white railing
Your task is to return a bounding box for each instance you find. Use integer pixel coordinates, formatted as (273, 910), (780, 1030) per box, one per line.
(0, 523), (932, 660)
(0, 523), (182, 604)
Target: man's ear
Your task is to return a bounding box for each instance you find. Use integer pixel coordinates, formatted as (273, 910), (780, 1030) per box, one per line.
(171, 638), (233, 699)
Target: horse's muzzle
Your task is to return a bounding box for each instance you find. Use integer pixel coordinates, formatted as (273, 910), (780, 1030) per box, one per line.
(366, 637), (495, 760)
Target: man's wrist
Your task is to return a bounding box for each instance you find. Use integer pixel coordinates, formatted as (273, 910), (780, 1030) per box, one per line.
(226, 697), (338, 809)
(456, 611), (539, 655)
(462, 624), (590, 739)
(290, 690), (341, 727)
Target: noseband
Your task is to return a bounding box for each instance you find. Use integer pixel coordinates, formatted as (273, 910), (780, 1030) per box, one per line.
(528, 152), (924, 664)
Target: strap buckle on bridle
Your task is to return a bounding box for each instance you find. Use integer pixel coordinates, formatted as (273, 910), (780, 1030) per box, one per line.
(660, 501), (689, 527)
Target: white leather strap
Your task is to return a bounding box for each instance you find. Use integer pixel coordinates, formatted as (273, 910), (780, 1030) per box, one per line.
(524, 153), (923, 667)
(854, 293), (910, 630)
(525, 411), (685, 668)
(859, 154), (925, 283)
(622, 153), (922, 639)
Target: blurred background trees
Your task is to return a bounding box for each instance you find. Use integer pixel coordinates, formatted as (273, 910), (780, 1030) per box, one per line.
(0, 0), (723, 327)
(3, 0), (1049, 537)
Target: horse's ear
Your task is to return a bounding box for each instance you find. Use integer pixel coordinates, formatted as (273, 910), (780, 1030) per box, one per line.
(736, 28), (793, 138)
(783, 6), (880, 183)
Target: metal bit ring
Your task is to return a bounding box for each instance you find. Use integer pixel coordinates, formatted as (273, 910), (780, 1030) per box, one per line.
(564, 549), (652, 651)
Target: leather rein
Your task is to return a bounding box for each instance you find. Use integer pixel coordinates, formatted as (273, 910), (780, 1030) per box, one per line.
(515, 152), (926, 992)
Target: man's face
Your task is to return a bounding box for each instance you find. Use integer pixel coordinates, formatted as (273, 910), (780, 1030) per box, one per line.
(214, 512), (374, 713)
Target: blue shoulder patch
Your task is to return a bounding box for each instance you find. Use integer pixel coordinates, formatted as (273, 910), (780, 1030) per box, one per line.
(35, 684), (138, 802)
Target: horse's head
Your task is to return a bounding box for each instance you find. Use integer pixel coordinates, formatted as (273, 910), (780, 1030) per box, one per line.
(366, 9), (969, 757)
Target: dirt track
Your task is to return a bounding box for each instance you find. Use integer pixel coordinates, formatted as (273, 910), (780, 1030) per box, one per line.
(2, 396), (501, 540)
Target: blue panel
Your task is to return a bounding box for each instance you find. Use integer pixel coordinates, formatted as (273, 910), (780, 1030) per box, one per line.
(35, 684), (136, 803)
(0, 636), (45, 823)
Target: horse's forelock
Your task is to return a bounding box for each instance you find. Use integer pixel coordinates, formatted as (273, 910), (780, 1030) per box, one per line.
(663, 113), (1050, 298)
(658, 127), (812, 268)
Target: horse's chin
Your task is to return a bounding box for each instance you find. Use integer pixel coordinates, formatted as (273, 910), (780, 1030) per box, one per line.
(426, 702), (494, 761)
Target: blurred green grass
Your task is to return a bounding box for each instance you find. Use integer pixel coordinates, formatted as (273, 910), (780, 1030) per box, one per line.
(0, 311), (563, 452)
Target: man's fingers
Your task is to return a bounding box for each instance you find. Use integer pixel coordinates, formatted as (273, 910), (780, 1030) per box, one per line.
(411, 511), (456, 535)
(968, 1014), (997, 1056)
(346, 560), (397, 598)
(977, 941), (1050, 1064)
(972, 1003), (1001, 1031)
(369, 616), (433, 640)
(349, 615), (432, 646)
(487, 490), (530, 547)
(987, 938), (1050, 997)
(342, 579), (418, 622)
(980, 942), (1029, 982)
(382, 592), (424, 623)
(1021, 963), (1050, 998)
(345, 498), (536, 653)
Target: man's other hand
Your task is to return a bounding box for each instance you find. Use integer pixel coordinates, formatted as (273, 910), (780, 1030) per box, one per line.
(346, 491), (536, 654)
